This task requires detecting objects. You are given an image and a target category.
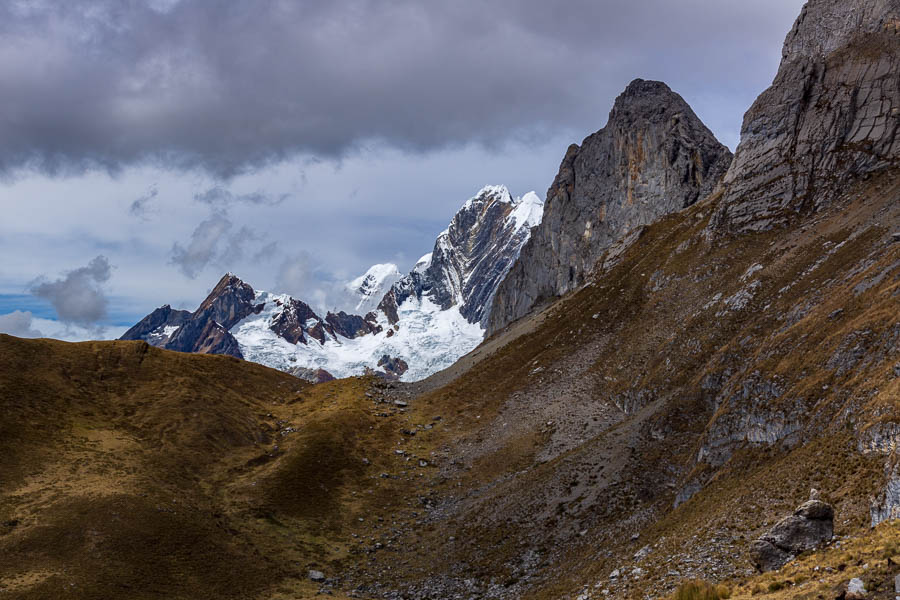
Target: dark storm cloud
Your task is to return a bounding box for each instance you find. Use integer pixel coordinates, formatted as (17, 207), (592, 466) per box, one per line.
(0, 0), (803, 178)
(30, 256), (113, 327)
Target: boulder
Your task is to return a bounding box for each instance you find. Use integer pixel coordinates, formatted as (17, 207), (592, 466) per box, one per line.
(748, 540), (793, 573)
(749, 496), (834, 572)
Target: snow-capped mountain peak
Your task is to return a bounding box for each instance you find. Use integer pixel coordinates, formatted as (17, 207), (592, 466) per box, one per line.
(397, 184), (545, 326)
(123, 184), (544, 382)
(346, 263), (402, 314)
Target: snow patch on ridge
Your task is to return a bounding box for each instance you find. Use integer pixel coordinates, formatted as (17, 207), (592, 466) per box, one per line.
(346, 263), (402, 314)
(508, 191), (544, 230)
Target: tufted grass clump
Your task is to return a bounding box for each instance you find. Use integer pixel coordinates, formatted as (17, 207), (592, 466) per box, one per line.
(673, 580), (731, 600)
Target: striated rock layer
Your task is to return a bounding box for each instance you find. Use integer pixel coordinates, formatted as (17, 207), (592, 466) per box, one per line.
(488, 79), (732, 334)
(380, 185), (543, 328)
(711, 0), (900, 233)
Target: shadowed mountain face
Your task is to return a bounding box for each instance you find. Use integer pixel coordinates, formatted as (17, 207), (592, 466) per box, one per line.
(488, 79), (733, 334)
(119, 304), (191, 346)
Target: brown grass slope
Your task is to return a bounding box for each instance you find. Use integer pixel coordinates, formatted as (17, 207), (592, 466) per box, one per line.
(0, 337), (421, 599)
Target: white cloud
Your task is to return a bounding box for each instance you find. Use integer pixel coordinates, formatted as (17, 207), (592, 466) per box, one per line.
(0, 310), (44, 338)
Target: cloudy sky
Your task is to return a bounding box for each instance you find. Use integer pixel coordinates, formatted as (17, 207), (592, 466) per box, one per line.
(0, 0), (806, 341)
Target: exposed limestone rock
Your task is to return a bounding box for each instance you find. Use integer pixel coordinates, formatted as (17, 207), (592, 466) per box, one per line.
(871, 462), (900, 526)
(846, 577), (868, 599)
(749, 496), (834, 572)
(697, 374), (803, 466)
(488, 79), (731, 333)
(711, 0), (900, 234)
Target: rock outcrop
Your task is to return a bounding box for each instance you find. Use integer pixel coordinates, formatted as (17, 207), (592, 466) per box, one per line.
(288, 366), (336, 384)
(377, 354), (409, 380)
(324, 311), (381, 340)
(488, 79), (732, 333)
(711, 0), (900, 233)
(119, 304), (191, 345)
(749, 495), (834, 572)
(268, 298), (323, 344)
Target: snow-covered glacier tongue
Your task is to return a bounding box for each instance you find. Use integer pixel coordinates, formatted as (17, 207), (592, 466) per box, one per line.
(121, 185), (543, 381)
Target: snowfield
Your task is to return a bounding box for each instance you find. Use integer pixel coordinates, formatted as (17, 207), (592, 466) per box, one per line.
(232, 290), (483, 381)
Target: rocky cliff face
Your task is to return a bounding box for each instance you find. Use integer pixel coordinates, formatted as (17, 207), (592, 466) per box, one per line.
(488, 79), (732, 334)
(381, 185), (544, 328)
(710, 0), (900, 233)
(165, 274), (264, 357)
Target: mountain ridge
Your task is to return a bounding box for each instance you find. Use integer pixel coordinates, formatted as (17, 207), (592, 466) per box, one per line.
(122, 185), (543, 380)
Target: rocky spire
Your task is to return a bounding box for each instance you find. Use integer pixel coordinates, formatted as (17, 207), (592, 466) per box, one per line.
(710, 0), (900, 233)
(488, 79), (732, 334)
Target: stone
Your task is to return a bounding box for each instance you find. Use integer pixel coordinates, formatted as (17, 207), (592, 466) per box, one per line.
(749, 539), (793, 573)
(795, 499), (834, 521)
(761, 514), (833, 554)
(488, 78), (732, 334)
(846, 577), (867, 599)
(309, 570), (326, 582)
(633, 545), (651, 560)
(750, 497), (834, 571)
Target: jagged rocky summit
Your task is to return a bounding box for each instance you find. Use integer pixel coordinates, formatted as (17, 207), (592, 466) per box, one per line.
(710, 0), (900, 233)
(122, 185), (543, 381)
(488, 79), (733, 334)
